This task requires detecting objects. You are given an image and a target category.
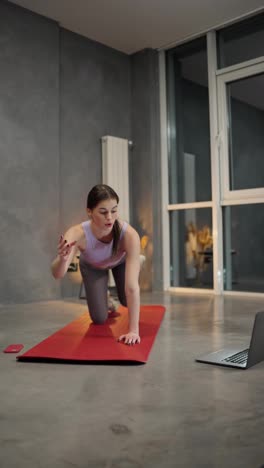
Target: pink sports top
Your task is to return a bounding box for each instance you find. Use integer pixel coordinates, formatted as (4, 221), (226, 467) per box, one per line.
(79, 220), (128, 269)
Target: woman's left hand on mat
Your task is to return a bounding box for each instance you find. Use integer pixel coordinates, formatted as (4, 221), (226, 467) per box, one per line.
(118, 332), (141, 345)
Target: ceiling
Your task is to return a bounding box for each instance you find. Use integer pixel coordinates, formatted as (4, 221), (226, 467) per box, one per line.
(9, 0), (264, 54)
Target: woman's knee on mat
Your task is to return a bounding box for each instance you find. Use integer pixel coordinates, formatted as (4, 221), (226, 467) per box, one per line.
(91, 316), (108, 325)
(88, 304), (108, 325)
(89, 307), (108, 324)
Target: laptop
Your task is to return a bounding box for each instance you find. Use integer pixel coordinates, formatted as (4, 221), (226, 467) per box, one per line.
(196, 310), (264, 369)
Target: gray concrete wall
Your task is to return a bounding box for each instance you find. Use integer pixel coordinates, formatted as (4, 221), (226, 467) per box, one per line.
(130, 49), (163, 291)
(0, 1), (60, 303)
(0, 1), (131, 303)
(60, 29), (131, 232)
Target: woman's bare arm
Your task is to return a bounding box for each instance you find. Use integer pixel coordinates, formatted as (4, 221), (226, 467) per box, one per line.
(51, 225), (83, 279)
(118, 226), (141, 345)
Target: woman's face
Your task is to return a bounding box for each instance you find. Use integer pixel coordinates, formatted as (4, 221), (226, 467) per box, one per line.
(88, 198), (118, 232)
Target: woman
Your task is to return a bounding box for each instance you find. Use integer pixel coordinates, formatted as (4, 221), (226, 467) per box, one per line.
(51, 184), (141, 345)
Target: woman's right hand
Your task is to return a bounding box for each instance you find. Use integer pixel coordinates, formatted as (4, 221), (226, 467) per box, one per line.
(58, 235), (77, 261)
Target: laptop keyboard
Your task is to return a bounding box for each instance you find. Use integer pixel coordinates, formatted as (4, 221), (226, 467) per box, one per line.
(222, 348), (249, 364)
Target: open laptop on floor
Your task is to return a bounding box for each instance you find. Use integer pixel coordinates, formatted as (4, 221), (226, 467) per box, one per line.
(196, 310), (264, 369)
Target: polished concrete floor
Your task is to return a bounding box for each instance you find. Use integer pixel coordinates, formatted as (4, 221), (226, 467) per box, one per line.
(1, 291), (264, 468)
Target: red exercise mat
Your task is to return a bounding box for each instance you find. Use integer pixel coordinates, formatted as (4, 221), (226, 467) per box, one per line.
(17, 305), (165, 364)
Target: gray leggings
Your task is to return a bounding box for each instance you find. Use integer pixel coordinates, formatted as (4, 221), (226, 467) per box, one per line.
(79, 257), (127, 324)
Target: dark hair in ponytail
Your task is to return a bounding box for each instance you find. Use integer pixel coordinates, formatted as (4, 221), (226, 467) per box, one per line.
(111, 219), (122, 257)
(87, 184), (121, 256)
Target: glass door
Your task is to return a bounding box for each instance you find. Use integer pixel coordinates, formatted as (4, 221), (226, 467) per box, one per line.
(217, 61), (264, 293)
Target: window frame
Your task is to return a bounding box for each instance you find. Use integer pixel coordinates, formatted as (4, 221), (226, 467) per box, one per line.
(217, 58), (264, 203)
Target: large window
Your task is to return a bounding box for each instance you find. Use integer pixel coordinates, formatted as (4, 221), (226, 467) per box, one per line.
(170, 208), (213, 288)
(166, 37), (213, 290)
(217, 61), (264, 202)
(217, 13), (264, 69)
(165, 12), (264, 295)
(167, 37), (211, 205)
(223, 204), (264, 293)
(226, 74), (264, 192)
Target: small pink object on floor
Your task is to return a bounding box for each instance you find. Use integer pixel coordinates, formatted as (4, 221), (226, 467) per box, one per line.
(4, 344), (24, 353)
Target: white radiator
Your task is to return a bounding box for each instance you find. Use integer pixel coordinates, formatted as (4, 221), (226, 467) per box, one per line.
(102, 136), (130, 222)
(102, 136), (130, 287)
